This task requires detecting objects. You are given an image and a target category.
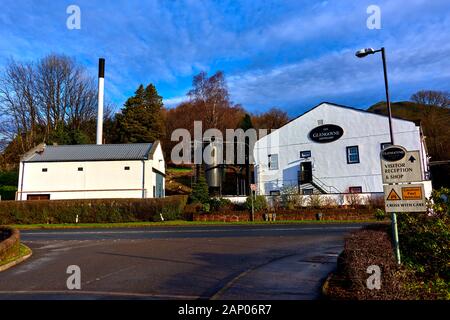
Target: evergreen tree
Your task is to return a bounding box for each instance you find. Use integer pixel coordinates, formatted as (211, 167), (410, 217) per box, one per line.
(116, 84), (165, 143)
(238, 113), (253, 131)
(190, 171), (210, 204)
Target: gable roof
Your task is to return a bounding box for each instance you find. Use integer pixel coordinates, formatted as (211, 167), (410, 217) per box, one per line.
(22, 142), (158, 163)
(279, 101), (418, 131)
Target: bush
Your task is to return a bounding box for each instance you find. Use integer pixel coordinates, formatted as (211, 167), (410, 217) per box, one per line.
(374, 208), (386, 221)
(367, 194), (385, 209)
(430, 187), (450, 218)
(398, 212), (450, 281)
(280, 186), (304, 209)
(0, 196), (188, 224)
(209, 198), (233, 212)
(244, 195), (267, 212)
(307, 194), (323, 208)
(344, 192), (364, 208)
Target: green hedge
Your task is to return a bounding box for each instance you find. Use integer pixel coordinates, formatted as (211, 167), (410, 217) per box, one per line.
(0, 196), (188, 224)
(0, 186), (17, 201)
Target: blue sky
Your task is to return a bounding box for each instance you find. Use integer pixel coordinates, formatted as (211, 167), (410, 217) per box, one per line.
(0, 0), (449, 116)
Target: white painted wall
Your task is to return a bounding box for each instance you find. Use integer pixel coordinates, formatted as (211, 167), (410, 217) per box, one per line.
(17, 143), (165, 200)
(254, 103), (431, 197)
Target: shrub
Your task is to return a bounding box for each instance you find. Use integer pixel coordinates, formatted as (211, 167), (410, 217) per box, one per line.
(209, 198), (233, 212)
(344, 192), (363, 208)
(367, 194), (385, 209)
(322, 196), (339, 209)
(244, 195), (267, 212)
(430, 187), (449, 218)
(374, 208), (386, 221)
(307, 194), (323, 208)
(0, 196), (188, 224)
(397, 212), (450, 281)
(280, 186), (304, 209)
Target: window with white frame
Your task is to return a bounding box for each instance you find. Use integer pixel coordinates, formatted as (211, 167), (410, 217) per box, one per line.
(346, 146), (360, 164)
(268, 154), (279, 170)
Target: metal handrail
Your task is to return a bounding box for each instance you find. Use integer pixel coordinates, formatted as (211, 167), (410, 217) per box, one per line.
(312, 175), (341, 193)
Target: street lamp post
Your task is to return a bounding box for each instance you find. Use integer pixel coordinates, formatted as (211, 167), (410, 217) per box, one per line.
(355, 47), (394, 144)
(356, 47), (401, 264)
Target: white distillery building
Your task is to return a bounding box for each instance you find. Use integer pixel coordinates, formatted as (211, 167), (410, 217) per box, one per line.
(17, 142), (165, 200)
(253, 102), (432, 198)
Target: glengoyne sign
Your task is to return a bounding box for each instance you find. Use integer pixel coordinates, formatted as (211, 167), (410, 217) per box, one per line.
(309, 124), (344, 143)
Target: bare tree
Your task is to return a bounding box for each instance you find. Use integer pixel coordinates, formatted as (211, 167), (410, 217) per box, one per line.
(411, 90), (449, 109)
(0, 54), (98, 156)
(252, 107), (289, 132)
(0, 60), (40, 153)
(410, 90), (450, 161)
(188, 71), (231, 129)
(35, 55), (98, 136)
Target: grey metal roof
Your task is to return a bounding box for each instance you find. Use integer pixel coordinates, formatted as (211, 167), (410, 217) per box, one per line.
(23, 143), (154, 162)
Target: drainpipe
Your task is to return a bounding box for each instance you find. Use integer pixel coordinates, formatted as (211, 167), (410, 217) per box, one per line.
(19, 162), (25, 201)
(142, 160), (146, 199)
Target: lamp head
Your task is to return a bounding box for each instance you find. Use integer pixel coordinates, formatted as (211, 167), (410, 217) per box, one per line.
(355, 48), (375, 58)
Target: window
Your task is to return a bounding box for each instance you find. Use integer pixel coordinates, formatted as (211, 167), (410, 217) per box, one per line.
(346, 146), (360, 164)
(124, 166), (130, 171)
(42, 168), (48, 172)
(270, 190), (280, 196)
(302, 188), (314, 195)
(268, 154), (278, 170)
(78, 167), (83, 171)
(381, 142), (392, 150)
(300, 150), (311, 158)
(349, 186), (362, 193)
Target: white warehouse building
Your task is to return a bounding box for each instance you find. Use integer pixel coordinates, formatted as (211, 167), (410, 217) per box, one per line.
(253, 102), (432, 198)
(17, 142), (165, 200)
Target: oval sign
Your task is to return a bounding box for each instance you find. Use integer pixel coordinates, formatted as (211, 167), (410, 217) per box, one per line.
(381, 145), (406, 162)
(309, 124), (344, 143)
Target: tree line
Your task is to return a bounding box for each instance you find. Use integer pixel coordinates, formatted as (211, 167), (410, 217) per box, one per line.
(0, 54), (289, 170)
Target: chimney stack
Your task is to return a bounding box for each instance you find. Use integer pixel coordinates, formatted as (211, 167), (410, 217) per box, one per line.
(96, 58), (105, 145)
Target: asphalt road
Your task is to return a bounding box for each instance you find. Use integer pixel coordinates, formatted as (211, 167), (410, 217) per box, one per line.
(0, 224), (365, 300)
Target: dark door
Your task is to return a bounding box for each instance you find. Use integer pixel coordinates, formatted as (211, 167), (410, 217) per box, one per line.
(27, 194), (50, 201)
(155, 173), (164, 198)
(299, 162), (312, 184)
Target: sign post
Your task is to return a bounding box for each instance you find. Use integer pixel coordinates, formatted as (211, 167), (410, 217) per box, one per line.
(250, 184), (257, 222)
(380, 145), (426, 265)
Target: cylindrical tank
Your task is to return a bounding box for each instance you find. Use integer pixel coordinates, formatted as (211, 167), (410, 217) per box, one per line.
(204, 142), (222, 188)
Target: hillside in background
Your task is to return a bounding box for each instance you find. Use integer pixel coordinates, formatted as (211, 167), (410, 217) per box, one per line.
(367, 101), (450, 188)
(368, 101), (430, 121)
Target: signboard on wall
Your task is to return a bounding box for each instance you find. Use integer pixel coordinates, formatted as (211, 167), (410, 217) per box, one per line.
(308, 124), (344, 143)
(300, 150), (311, 158)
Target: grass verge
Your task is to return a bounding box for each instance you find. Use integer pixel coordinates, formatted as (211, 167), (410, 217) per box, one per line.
(0, 244), (32, 269)
(12, 219), (378, 230)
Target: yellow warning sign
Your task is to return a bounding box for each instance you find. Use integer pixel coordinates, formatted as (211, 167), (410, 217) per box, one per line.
(387, 189), (401, 200)
(402, 187), (423, 200)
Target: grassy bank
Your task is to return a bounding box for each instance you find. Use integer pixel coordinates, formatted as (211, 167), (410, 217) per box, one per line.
(11, 219), (378, 230)
(0, 244), (32, 269)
